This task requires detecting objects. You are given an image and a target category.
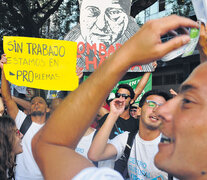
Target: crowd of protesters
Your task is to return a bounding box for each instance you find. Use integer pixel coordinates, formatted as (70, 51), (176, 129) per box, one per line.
(0, 14), (206, 180)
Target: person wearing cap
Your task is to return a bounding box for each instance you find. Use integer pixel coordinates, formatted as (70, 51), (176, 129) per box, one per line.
(130, 103), (141, 120)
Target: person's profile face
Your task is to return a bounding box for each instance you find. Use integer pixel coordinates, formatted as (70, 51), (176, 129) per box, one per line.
(154, 62), (207, 179)
(80, 0), (129, 46)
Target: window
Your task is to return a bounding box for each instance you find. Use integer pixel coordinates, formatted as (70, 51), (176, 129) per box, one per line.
(159, 0), (165, 12)
(176, 73), (184, 84)
(177, 0), (185, 5)
(164, 74), (176, 85)
(152, 76), (163, 86)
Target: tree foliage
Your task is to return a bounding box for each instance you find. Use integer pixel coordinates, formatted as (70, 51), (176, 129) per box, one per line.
(131, 0), (158, 17)
(0, 0), (79, 53)
(41, 0), (79, 40)
(166, 0), (194, 17)
(0, 0), (65, 37)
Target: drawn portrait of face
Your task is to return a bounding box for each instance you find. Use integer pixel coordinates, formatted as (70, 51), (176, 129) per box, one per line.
(79, 0), (130, 46)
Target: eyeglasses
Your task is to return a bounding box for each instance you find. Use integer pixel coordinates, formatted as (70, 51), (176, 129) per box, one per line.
(115, 93), (130, 99)
(15, 129), (21, 137)
(146, 100), (163, 108)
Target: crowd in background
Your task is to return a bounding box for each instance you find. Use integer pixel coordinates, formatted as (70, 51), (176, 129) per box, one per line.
(0, 15), (206, 180)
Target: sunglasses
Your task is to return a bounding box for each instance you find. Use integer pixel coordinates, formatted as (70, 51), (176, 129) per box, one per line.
(115, 93), (130, 99)
(146, 100), (163, 108)
(130, 109), (137, 113)
(15, 129), (21, 137)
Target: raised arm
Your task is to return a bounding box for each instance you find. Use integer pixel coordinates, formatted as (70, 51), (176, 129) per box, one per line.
(0, 97), (5, 116)
(132, 72), (151, 103)
(88, 99), (125, 162)
(132, 61), (157, 103)
(12, 96), (31, 114)
(32, 15), (199, 180)
(0, 54), (19, 120)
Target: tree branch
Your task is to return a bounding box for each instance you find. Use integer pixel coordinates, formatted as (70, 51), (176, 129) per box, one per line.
(37, 0), (64, 28)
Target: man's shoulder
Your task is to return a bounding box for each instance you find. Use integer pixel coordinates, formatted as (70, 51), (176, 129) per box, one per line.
(15, 110), (27, 125)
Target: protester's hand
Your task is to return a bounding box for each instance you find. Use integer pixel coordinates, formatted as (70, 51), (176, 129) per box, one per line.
(109, 98), (125, 117)
(124, 15), (199, 66)
(198, 23), (207, 63)
(76, 66), (83, 80)
(0, 54), (7, 69)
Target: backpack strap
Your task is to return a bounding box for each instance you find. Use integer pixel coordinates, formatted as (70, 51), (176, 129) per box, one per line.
(168, 174), (174, 180)
(91, 129), (99, 167)
(19, 115), (32, 137)
(122, 130), (137, 177)
(124, 131), (137, 159)
(114, 130), (138, 178)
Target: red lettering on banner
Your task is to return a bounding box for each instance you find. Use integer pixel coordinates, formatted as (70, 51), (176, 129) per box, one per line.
(116, 43), (122, 50)
(130, 65), (143, 70)
(77, 42), (85, 58)
(87, 43), (97, 55)
(99, 43), (107, 58)
(99, 56), (105, 66)
(77, 42), (123, 70)
(85, 56), (97, 70)
(107, 45), (115, 56)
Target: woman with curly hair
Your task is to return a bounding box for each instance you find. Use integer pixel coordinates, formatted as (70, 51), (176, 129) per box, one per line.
(0, 116), (23, 180)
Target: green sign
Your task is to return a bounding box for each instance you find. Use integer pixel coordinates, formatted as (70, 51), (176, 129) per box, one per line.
(84, 74), (152, 104)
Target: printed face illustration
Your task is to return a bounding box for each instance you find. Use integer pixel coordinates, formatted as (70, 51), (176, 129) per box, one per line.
(79, 0), (129, 46)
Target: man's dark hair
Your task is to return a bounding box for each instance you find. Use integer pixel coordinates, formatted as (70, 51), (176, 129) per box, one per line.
(117, 84), (135, 99)
(31, 95), (48, 107)
(139, 89), (172, 107)
(130, 103), (138, 110)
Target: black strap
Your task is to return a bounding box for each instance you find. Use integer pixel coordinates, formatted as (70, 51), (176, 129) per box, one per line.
(19, 115), (32, 136)
(91, 129), (99, 167)
(124, 131), (137, 159)
(168, 174), (174, 180)
(114, 130), (137, 178)
(92, 129), (98, 140)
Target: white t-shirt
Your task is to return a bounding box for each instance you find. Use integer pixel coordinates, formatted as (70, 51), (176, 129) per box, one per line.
(76, 129), (96, 160)
(15, 110), (44, 180)
(75, 129), (115, 169)
(110, 132), (168, 180)
(73, 167), (123, 180)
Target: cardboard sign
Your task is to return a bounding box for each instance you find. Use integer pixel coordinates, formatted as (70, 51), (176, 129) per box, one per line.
(3, 36), (78, 91)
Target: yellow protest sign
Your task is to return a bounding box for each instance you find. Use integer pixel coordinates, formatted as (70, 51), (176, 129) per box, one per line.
(3, 36), (78, 91)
